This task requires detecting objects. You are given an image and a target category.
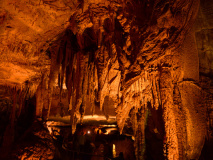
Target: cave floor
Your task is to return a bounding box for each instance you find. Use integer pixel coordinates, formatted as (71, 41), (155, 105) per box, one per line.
(51, 125), (135, 160)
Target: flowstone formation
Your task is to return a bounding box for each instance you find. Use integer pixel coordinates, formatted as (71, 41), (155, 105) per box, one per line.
(0, 0), (211, 160)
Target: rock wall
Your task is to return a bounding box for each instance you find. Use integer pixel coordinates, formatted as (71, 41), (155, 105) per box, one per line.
(194, 1), (213, 159)
(1, 0), (212, 160)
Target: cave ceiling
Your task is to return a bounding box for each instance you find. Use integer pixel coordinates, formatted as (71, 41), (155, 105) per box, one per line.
(0, 0), (200, 86)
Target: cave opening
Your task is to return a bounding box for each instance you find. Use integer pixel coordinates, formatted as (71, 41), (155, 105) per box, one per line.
(145, 102), (165, 160)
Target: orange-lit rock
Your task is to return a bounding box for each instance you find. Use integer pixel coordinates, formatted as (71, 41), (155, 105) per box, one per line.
(0, 0), (213, 160)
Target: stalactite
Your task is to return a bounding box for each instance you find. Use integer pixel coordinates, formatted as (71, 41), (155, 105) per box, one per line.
(34, 75), (49, 120)
(93, 64), (99, 115)
(81, 56), (89, 119)
(59, 42), (67, 101)
(17, 90), (23, 118)
(69, 55), (78, 133)
(87, 62), (96, 114)
(36, 83), (43, 118)
(75, 51), (81, 107)
(96, 49), (105, 103)
(155, 76), (161, 107)
(149, 71), (161, 110)
(47, 40), (62, 119)
(67, 53), (76, 110)
(99, 60), (111, 111)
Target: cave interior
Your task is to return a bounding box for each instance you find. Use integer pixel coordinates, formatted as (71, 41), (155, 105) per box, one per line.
(0, 0), (213, 159)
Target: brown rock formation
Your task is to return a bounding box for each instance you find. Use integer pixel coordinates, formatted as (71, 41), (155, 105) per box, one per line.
(0, 0), (213, 159)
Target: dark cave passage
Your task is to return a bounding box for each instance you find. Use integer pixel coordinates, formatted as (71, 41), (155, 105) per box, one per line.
(145, 103), (165, 160)
(50, 123), (135, 160)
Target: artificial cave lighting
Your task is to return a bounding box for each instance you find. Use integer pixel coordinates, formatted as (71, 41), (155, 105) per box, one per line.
(0, 0), (213, 160)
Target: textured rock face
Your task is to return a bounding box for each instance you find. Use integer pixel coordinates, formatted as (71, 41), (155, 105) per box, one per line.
(194, 1), (213, 159)
(195, 0), (213, 77)
(8, 121), (55, 160)
(0, 0), (212, 160)
(0, 0), (76, 88)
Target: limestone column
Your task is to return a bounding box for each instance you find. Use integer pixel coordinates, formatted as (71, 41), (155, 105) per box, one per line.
(159, 67), (179, 160)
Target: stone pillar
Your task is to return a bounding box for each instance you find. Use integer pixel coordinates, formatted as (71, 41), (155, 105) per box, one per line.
(36, 83), (43, 118)
(160, 67), (179, 160)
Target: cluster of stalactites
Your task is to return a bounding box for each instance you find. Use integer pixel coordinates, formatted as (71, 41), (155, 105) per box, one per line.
(46, 2), (124, 132)
(116, 67), (163, 133)
(48, 31), (99, 130)
(114, 66), (167, 160)
(46, 0), (200, 135)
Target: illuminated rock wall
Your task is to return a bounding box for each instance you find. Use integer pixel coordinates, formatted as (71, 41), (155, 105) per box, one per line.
(1, 0), (212, 160)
